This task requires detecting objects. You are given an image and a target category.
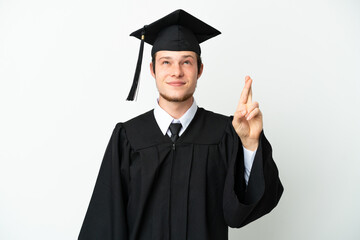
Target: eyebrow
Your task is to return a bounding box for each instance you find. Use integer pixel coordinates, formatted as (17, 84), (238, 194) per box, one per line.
(158, 56), (172, 60)
(181, 55), (195, 59)
(158, 55), (195, 60)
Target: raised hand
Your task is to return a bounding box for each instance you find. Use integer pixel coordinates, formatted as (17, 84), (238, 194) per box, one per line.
(232, 76), (263, 151)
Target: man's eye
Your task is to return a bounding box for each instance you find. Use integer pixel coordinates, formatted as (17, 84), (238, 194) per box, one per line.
(184, 61), (191, 65)
(162, 61), (169, 65)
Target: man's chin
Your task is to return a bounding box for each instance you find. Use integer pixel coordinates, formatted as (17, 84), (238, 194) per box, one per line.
(159, 92), (193, 103)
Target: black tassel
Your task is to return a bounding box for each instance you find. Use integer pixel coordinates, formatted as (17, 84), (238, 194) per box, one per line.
(126, 27), (146, 101)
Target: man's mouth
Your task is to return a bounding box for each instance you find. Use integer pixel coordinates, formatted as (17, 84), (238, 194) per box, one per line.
(167, 81), (186, 87)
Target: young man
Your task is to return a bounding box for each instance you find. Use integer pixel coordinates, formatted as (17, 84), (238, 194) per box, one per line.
(79, 9), (283, 240)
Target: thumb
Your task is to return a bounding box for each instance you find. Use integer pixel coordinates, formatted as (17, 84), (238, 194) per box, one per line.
(233, 110), (246, 126)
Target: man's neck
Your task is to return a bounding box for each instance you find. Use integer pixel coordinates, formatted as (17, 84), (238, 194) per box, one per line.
(158, 96), (194, 119)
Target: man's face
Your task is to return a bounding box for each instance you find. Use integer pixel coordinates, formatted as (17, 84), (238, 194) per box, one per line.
(150, 51), (203, 103)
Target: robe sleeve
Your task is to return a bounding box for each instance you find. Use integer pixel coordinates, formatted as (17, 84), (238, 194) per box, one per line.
(78, 123), (130, 240)
(222, 120), (284, 228)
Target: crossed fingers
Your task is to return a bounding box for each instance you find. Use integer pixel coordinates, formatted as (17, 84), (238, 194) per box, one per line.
(236, 76), (260, 121)
(238, 76), (252, 105)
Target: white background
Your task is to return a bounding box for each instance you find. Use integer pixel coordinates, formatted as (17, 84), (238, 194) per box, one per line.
(1, 0), (359, 239)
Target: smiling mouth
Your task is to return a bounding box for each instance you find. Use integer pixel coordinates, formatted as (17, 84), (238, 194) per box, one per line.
(167, 81), (186, 86)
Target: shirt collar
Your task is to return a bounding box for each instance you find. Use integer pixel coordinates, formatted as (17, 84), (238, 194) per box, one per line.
(153, 98), (198, 136)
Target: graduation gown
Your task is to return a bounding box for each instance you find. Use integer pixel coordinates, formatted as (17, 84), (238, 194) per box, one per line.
(78, 107), (283, 240)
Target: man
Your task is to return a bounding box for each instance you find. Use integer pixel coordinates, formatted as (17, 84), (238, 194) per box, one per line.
(79, 9), (283, 240)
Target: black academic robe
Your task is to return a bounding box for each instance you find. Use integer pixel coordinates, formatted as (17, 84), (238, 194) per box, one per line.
(78, 107), (283, 240)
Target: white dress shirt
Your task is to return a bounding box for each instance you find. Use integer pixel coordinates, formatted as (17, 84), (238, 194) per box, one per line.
(153, 99), (256, 184)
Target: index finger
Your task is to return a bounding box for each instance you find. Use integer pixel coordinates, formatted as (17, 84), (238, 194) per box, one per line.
(237, 76), (252, 108)
(247, 79), (252, 104)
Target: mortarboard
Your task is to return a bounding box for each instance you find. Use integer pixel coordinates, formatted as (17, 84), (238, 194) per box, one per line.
(126, 9), (221, 101)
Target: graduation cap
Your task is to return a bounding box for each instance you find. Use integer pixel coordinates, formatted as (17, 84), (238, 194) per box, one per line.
(126, 9), (221, 101)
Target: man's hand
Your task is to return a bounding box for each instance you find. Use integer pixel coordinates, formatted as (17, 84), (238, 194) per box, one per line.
(232, 76), (263, 151)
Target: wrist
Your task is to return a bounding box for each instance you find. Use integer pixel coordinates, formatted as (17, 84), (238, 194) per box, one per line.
(240, 137), (259, 151)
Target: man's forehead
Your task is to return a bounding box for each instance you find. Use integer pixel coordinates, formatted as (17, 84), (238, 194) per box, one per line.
(156, 51), (197, 59)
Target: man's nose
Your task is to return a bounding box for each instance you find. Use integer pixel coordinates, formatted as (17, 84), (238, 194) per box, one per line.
(171, 63), (184, 77)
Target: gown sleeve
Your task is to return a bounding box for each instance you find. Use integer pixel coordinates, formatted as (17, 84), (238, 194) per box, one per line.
(222, 119), (284, 228)
(78, 123), (130, 240)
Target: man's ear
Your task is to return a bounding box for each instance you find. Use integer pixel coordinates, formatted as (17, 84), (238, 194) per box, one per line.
(197, 63), (204, 79)
(150, 62), (155, 78)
